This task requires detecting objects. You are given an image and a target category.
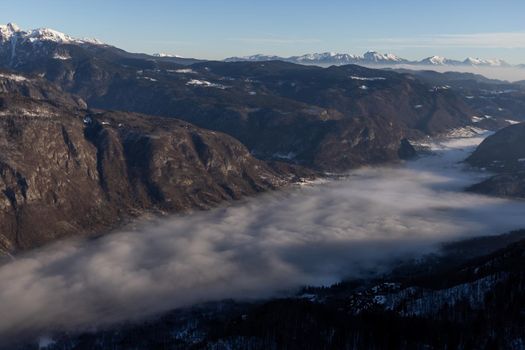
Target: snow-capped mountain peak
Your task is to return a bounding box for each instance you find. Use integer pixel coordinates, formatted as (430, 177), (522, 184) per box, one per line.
(418, 55), (464, 66)
(224, 51), (519, 69)
(422, 56), (448, 65)
(6, 22), (20, 31)
(27, 28), (75, 43)
(363, 51), (404, 63)
(0, 22), (103, 45)
(463, 57), (509, 67)
(294, 52), (359, 63)
(0, 22), (21, 40)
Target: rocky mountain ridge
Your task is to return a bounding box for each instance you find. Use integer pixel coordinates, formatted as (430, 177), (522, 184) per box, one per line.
(0, 71), (308, 253)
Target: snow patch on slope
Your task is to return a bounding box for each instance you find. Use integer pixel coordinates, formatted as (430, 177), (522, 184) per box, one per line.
(0, 73), (28, 82)
(52, 52), (71, 60)
(186, 79), (228, 89)
(350, 76), (386, 81)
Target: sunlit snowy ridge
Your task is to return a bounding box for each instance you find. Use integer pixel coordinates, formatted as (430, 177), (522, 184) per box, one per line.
(0, 22), (103, 46)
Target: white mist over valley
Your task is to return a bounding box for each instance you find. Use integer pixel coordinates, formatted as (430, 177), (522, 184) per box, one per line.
(1, 130), (525, 339)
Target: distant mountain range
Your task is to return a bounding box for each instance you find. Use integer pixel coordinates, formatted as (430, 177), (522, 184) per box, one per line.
(0, 22), (519, 69)
(226, 51), (515, 68)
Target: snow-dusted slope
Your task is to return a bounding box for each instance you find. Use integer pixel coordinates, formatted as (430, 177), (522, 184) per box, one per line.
(363, 50), (406, 63)
(419, 55), (462, 66)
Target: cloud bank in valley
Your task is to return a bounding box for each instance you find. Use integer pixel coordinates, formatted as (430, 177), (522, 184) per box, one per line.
(1, 133), (525, 340)
(401, 65), (525, 82)
(372, 64), (525, 82)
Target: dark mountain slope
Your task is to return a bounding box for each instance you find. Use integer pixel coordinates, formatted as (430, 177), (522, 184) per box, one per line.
(0, 74), (303, 253)
(0, 30), (479, 170)
(467, 122), (525, 170)
(0, 69), (86, 108)
(395, 68), (525, 125)
(466, 122), (525, 198)
(62, 60), (474, 170)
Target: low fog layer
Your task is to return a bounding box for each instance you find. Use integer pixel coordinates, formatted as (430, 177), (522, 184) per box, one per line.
(390, 64), (525, 82)
(2, 133), (525, 340)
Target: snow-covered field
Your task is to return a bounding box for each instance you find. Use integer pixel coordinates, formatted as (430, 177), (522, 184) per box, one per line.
(2, 130), (525, 339)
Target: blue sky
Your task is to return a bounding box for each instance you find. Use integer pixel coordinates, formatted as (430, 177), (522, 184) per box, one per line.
(1, 0), (525, 63)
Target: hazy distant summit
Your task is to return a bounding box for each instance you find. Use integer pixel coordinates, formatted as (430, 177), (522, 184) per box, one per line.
(0, 23), (517, 69)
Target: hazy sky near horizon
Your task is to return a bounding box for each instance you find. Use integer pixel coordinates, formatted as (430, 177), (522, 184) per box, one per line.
(1, 0), (525, 63)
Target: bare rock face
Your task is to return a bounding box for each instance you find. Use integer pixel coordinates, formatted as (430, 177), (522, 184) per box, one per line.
(82, 111), (292, 210)
(0, 69), (86, 108)
(0, 96), (297, 253)
(0, 97), (103, 252)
